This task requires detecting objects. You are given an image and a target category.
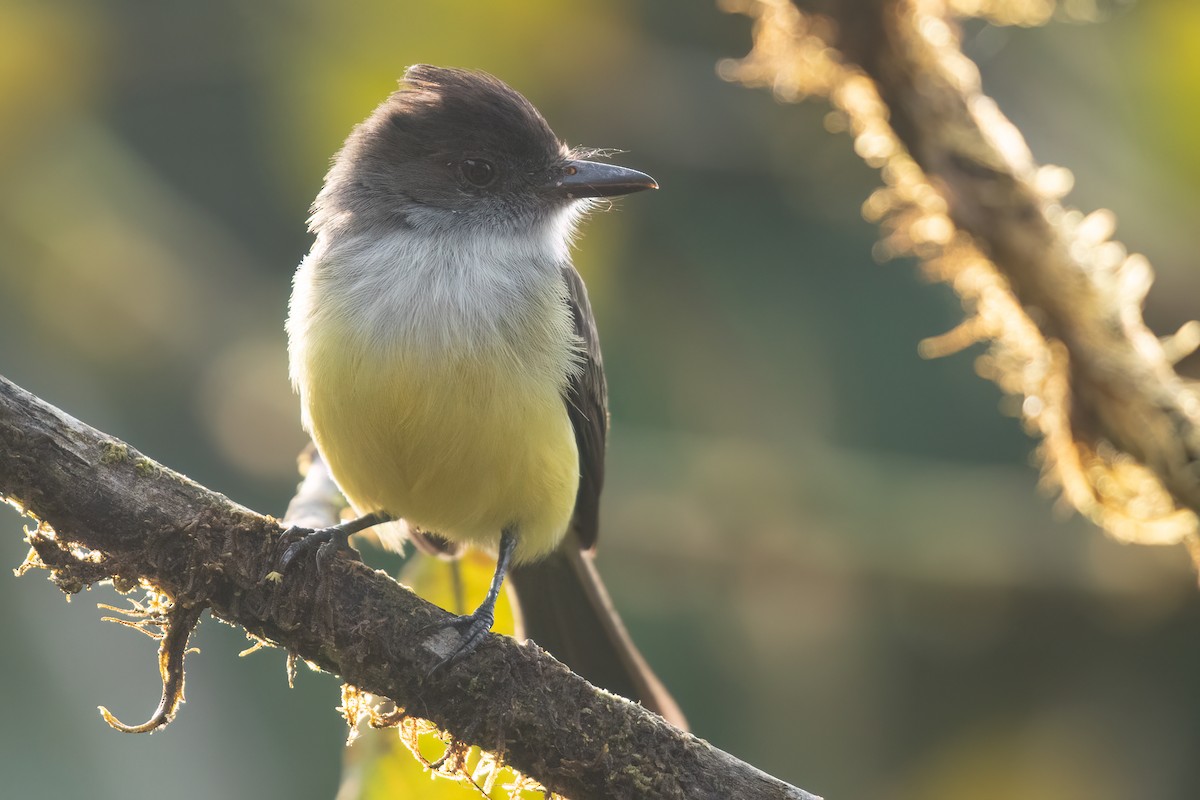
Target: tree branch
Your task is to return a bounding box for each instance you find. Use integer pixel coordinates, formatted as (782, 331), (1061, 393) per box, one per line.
(723, 0), (1200, 564)
(0, 373), (819, 800)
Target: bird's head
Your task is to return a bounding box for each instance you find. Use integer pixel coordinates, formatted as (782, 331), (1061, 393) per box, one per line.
(312, 65), (656, 237)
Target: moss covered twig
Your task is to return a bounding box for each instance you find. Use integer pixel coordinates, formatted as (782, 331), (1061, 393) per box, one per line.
(98, 598), (204, 733)
(723, 0), (1200, 564)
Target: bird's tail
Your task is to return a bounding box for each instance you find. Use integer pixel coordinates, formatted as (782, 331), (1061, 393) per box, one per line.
(506, 538), (687, 730)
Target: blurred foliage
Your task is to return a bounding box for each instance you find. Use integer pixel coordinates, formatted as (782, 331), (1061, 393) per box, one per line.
(3, 1), (1200, 799)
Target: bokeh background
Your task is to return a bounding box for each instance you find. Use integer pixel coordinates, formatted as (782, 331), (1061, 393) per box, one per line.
(3, 1), (1200, 798)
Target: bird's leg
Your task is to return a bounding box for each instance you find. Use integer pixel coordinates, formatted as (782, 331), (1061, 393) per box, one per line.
(425, 527), (517, 669)
(271, 511), (391, 578)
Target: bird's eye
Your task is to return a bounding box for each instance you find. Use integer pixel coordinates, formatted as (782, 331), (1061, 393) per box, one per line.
(460, 158), (496, 187)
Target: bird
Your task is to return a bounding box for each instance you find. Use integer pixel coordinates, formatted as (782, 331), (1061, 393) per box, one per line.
(284, 65), (684, 727)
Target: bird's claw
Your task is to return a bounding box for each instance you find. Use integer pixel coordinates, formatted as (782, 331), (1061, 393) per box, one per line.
(421, 609), (496, 673)
(264, 524), (359, 583)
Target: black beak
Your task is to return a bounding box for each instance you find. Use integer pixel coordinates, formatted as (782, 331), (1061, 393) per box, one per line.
(544, 159), (658, 199)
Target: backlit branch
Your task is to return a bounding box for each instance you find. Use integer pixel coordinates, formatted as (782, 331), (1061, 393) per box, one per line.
(722, 0), (1200, 566)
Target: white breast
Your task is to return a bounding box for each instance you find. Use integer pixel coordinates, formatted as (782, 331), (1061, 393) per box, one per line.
(288, 216), (581, 387)
(285, 215), (586, 561)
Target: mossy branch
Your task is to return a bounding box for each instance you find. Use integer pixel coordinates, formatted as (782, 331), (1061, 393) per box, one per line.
(0, 374), (819, 800)
(723, 0), (1200, 566)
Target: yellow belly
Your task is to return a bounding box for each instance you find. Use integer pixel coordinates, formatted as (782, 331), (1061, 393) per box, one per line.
(298, 333), (579, 564)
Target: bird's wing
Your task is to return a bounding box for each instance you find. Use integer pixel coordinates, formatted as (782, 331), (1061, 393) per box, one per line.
(510, 266), (687, 728)
(562, 264), (608, 551)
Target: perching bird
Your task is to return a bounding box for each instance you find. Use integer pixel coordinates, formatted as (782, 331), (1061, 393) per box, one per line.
(285, 65), (684, 726)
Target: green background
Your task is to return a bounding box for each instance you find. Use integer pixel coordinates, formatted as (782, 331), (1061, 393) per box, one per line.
(3, 1), (1200, 798)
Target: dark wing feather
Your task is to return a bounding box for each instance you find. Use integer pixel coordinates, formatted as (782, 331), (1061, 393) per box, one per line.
(509, 266), (687, 728)
(562, 264), (607, 551)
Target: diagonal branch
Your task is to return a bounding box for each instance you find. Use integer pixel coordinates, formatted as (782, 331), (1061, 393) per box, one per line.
(723, 0), (1200, 564)
(0, 373), (819, 800)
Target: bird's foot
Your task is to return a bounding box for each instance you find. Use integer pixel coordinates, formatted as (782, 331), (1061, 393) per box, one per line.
(421, 606), (497, 672)
(264, 512), (389, 582)
(279, 525), (355, 577)
(418, 527), (515, 674)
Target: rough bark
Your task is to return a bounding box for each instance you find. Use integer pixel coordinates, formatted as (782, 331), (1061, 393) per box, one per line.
(0, 374), (819, 800)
